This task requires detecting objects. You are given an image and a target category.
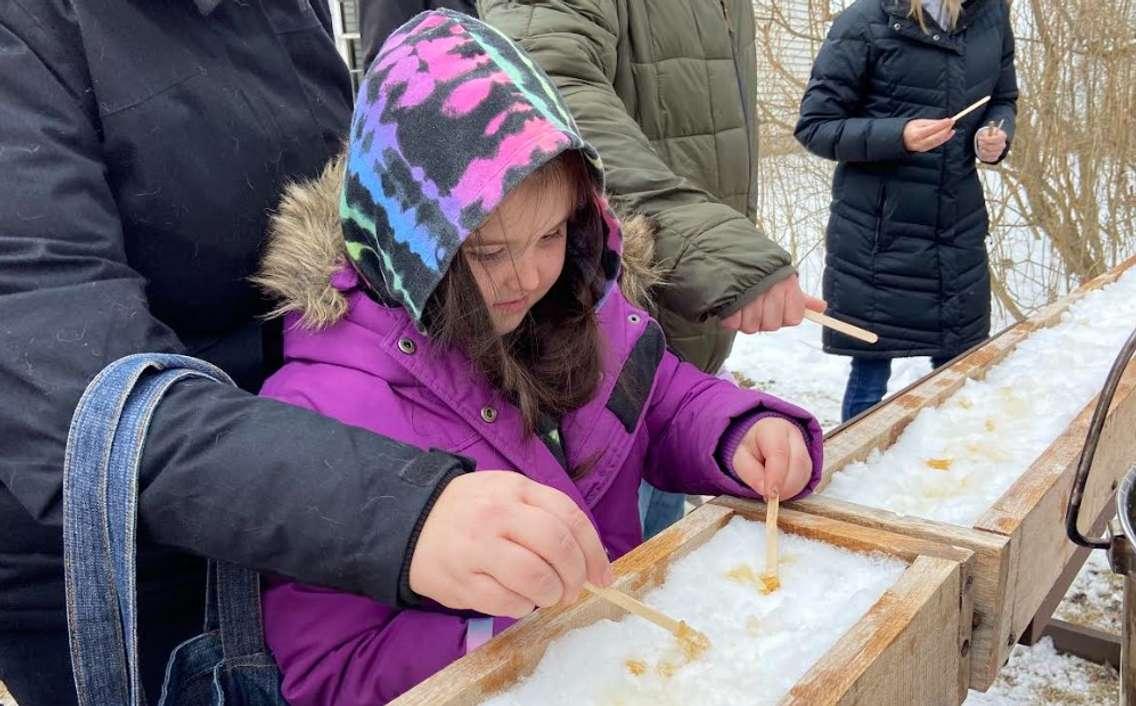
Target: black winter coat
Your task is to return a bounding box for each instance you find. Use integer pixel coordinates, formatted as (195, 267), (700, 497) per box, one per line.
(795, 0), (1018, 358)
(360, 0), (478, 68)
(0, 2), (467, 703)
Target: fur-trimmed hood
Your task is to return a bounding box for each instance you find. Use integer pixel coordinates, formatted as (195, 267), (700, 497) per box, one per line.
(254, 155), (662, 330)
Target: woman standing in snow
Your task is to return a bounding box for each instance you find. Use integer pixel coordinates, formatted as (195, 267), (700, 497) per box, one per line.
(795, 0), (1018, 421)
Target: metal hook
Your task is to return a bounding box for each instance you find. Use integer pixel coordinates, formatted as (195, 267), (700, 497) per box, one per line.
(1065, 326), (1136, 549)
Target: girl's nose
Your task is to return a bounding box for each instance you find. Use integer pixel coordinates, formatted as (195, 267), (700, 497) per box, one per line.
(514, 254), (541, 292)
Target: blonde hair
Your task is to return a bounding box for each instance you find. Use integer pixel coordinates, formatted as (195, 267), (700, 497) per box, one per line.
(909, 0), (963, 31)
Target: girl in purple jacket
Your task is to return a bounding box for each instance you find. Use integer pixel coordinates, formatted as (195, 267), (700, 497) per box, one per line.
(253, 10), (824, 705)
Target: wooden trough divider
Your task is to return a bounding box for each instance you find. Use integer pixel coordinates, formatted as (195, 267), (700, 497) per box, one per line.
(393, 501), (976, 706)
(788, 255), (1136, 691)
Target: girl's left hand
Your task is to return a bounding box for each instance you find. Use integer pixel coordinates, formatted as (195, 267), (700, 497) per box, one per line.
(731, 417), (813, 500)
(976, 126), (1008, 163)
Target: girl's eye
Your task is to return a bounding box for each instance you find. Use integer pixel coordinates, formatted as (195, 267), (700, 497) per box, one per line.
(540, 228), (566, 242)
(468, 248), (507, 263)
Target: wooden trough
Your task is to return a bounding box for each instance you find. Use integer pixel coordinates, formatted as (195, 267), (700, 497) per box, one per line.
(394, 502), (975, 706)
(792, 256), (1136, 690)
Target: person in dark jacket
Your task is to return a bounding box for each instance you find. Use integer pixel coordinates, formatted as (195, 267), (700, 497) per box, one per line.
(0, 3), (607, 704)
(360, 0), (477, 69)
(795, 0), (1018, 422)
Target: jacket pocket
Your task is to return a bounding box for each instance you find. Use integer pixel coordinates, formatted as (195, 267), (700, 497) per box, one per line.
(872, 181), (888, 253)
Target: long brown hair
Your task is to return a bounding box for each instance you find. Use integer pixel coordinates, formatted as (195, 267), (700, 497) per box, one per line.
(909, 0), (963, 32)
(423, 152), (606, 454)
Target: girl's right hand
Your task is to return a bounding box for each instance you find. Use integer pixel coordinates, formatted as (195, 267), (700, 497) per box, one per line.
(902, 118), (956, 153)
(408, 471), (614, 619)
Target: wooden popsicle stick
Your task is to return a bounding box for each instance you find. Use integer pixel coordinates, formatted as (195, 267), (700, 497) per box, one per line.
(763, 492), (780, 584)
(583, 582), (707, 645)
(981, 117), (1008, 134)
(803, 309), (879, 344)
(950, 95), (991, 123)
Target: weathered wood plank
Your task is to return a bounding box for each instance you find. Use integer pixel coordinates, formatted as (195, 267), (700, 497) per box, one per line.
(789, 557), (965, 706)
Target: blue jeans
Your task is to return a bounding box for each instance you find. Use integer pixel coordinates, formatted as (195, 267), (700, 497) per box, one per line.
(63, 353), (286, 706)
(841, 355), (955, 423)
(637, 480), (686, 540)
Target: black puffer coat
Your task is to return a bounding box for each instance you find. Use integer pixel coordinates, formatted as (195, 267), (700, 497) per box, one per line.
(795, 0), (1017, 358)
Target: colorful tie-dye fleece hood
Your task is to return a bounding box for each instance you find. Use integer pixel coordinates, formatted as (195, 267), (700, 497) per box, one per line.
(341, 9), (621, 324)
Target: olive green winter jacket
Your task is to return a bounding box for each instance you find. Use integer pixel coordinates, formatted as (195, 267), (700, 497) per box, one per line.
(479, 0), (795, 372)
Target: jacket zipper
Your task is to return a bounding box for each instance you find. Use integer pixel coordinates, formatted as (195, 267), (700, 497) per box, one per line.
(719, 0), (754, 209)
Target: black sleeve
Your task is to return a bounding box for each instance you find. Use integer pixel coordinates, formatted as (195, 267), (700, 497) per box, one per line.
(976, 4), (1017, 164)
(0, 1), (465, 606)
(793, 11), (911, 163)
(360, 0), (478, 68)
(310, 0), (336, 36)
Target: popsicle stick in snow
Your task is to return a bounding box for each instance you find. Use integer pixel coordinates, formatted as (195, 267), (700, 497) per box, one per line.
(583, 582), (710, 651)
(762, 492), (781, 593)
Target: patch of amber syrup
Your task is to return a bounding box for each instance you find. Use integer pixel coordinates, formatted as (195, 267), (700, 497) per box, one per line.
(926, 458), (953, 471)
(726, 563), (780, 594)
(759, 574), (781, 594)
(625, 659), (647, 677)
(726, 564), (762, 588)
(675, 621), (710, 661)
(985, 418), (996, 432)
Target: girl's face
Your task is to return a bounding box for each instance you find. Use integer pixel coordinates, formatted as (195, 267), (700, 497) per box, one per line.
(463, 172), (575, 335)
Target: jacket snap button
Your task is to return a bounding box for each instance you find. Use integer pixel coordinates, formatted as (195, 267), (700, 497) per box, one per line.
(933, 34), (941, 41)
(628, 314), (641, 324)
(893, 22), (902, 30)
(397, 337), (416, 354)
(480, 406), (498, 423)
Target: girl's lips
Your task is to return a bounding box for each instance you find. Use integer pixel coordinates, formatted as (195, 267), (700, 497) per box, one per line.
(494, 296), (527, 312)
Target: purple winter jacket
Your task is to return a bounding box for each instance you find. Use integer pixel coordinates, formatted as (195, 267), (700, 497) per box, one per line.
(254, 11), (823, 706)
(259, 264), (822, 706)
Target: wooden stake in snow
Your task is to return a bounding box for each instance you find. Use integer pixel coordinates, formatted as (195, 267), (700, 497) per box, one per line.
(761, 492), (781, 593)
(950, 95), (992, 123)
(803, 310), (879, 344)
